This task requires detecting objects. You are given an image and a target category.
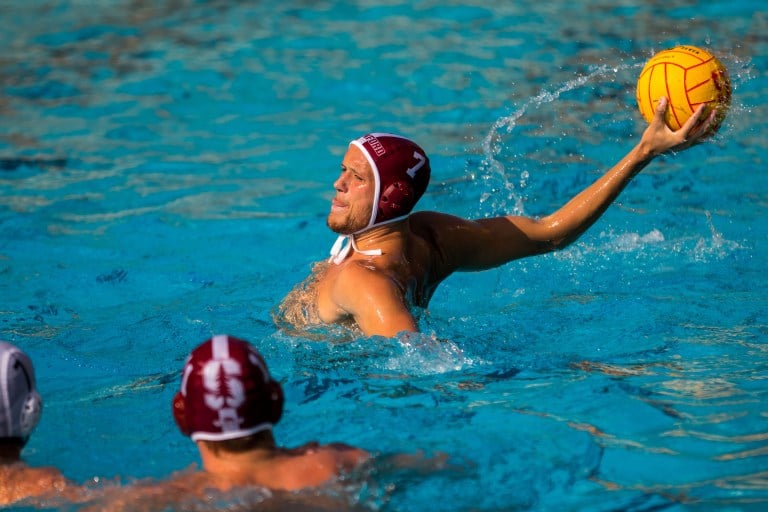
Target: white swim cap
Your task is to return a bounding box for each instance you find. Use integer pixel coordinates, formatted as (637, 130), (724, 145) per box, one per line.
(0, 341), (42, 444)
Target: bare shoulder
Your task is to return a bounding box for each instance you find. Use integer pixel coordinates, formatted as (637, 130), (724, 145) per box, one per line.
(293, 442), (370, 476)
(408, 210), (491, 271)
(332, 259), (408, 313)
(323, 442), (371, 466)
(333, 257), (396, 291)
(330, 255), (419, 335)
(410, 210), (470, 229)
(84, 470), (211, 511)
(12, 463), (65, 481)
(409, 211), (484, 242)
(0, 464), (71, 505)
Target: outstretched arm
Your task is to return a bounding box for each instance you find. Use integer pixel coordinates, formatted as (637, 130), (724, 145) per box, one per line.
(438, 97), (715, 271)
(523, 96), (714, 249)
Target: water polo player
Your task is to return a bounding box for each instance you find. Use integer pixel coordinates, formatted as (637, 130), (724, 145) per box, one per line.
(0, 341), (78, 506)
(277, 101), (715, 338)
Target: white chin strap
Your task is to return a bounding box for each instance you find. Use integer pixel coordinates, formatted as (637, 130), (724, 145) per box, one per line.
(328, 215), (409, 265)
(329, 235), (381, 265)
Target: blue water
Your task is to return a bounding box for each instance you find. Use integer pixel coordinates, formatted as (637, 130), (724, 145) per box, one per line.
(1, 1), (766, 511)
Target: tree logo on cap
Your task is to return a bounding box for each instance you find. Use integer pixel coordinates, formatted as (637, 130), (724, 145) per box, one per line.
(202, 358), (245, 432)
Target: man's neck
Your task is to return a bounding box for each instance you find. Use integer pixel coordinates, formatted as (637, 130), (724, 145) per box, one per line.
(196, 435), (279, 482)
(0, 444), (22, 464)
(199, 448), (274, 478)
(351, 218), (408, 252)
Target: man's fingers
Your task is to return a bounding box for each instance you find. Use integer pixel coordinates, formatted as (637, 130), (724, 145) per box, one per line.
(651, 97), (671, 130)
(655, 96), (669, 114)
(681, 104), (714, 141)
(683, 104), (706, 129)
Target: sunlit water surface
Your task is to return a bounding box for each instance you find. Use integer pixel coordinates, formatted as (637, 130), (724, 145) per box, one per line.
(1, 1), (766, 511)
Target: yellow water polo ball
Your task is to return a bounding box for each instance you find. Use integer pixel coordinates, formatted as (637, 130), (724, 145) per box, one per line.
(636, 45), (731, 135)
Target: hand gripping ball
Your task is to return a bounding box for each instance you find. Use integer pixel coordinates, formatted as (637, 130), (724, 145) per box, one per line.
(636, 45), (731, 135)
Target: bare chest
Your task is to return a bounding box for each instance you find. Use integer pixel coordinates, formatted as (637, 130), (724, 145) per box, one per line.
(313, 264), (348, 323)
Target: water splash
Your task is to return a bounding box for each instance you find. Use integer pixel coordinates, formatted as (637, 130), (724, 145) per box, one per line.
(559, 228), (667, 260)
(381, 332), (474, 375)
(691, 211), (744, 262)
(476, 64), (634, 216)
(481, 66), (622, 157)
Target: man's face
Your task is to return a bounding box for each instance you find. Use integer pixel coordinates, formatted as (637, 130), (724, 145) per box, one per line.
(327, 144), (376, 235)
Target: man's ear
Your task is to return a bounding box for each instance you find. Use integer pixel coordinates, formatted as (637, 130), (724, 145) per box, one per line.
(172, 392), (191, 436)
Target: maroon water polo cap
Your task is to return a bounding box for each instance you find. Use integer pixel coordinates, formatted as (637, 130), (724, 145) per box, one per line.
(172, 335), (284, 442)
(350, 133), (431, 228)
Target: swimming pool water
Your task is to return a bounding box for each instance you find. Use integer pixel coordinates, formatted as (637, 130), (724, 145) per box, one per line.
(1, 1), (766, 511)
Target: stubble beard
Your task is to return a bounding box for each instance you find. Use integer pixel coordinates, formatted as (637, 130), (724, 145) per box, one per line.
(327, 214), (356, 235)
(327, 210), (369, 235)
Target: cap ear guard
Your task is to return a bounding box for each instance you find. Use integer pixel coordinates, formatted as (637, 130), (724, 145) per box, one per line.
(172, 392), (191, 437)
(18, 391), (42, 444)
(267, 379), (284, 425)
(378, 180), (415, 223)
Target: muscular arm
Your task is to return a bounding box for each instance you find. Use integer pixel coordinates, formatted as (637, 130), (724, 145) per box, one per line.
(332, 263), (418, 337)
(437, 97), (714, 271)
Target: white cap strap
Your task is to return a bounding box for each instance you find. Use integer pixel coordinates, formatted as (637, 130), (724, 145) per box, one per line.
(329, 235), (381, 265)
(327, 214), (409, 265)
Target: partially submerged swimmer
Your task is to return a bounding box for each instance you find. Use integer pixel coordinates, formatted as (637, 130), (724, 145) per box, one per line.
(0, 341), (81, 507)
(276, 98), (715, 338)
(170, 335), (370, 491)
(92, 335), (370, 511)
